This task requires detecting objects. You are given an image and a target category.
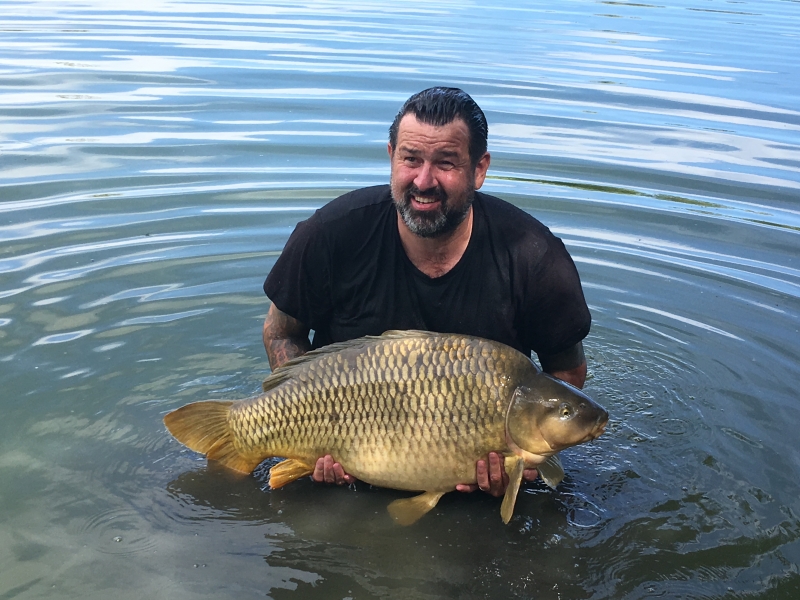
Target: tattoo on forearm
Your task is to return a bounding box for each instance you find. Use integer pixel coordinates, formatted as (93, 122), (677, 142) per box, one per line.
(266, 338), (310, 370)
(263, 305), (311, 370)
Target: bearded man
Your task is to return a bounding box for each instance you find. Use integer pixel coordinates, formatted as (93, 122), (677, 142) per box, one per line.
(262, 87), (591, 496)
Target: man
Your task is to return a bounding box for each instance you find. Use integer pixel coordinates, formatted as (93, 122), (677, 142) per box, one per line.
(262, 87), (591, 497)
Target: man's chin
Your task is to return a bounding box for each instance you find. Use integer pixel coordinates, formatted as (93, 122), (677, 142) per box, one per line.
(402, 214), (447, 238)
(394, 193), (472, 238)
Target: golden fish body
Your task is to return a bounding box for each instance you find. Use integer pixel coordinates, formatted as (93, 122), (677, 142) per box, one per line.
(164, 331), (608, 524)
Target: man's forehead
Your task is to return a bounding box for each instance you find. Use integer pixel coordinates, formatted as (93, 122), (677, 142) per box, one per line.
(395, 114), (470, 152)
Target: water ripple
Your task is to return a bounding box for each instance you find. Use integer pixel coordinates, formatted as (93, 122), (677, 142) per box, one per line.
(2, 1), (799, 599)
(74, 506), (160, 556)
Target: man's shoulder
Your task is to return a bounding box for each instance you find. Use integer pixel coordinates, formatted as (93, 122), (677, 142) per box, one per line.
(313, 185), (393, 225)
(476, 191), (553, 240)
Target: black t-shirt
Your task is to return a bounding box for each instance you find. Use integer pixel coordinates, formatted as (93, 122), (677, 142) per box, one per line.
(263, 185), (590, 360)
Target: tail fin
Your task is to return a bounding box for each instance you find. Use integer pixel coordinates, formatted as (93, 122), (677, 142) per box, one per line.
(163, 401), (262, 474)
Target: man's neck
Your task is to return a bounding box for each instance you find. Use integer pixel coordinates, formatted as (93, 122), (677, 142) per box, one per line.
(396, 207), (474, 278)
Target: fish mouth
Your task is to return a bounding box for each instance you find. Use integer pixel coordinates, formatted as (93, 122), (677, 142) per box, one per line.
(589, 416), (609, 440)
(540, 415), (609, 450)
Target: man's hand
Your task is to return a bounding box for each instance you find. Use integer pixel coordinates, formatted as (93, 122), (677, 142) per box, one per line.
(455, 452), (538, 497)
(312, 455), (356, 486)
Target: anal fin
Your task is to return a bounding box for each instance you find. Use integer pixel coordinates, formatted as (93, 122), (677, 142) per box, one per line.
(387, 491), (445, 526)
(269, 458), (314, 489)
(500, 456), (525, 524)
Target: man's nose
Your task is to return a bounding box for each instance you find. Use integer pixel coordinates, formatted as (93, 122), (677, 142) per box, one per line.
(413, 162), (437, 191)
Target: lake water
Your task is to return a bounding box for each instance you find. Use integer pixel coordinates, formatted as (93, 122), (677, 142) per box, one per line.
(1, 0), (799, 598)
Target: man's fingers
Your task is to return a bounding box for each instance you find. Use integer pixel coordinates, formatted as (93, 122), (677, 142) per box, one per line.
(485, 452), (508, 497)
(312, 454), (354, 485)
(332, 462), (348, 485)
(464, 453), (533, 496)
(312, 457), (325, 482)
(488, 452), (503, 485)
(323, 455), (335, 484)
(476, 459), (489, 491)
(477, 454), (506, 497)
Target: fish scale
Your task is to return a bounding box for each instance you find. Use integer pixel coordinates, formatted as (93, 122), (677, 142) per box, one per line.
(164, 330), (608, 524)
(229, 334), (509, 489)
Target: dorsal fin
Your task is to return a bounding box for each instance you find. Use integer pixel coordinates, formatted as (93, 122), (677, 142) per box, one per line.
(262, 330), (441, 390)
(269, 336), (382, 374)
(261, 369), (293, 393)
(378, 329), (438, 339)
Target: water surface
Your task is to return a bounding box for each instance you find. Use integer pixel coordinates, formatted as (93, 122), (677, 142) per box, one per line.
(1, 1), (799, 598)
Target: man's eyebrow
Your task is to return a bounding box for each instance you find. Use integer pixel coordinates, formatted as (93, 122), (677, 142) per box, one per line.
(396, 144), (462, 158)
(397, 144), (418, 153)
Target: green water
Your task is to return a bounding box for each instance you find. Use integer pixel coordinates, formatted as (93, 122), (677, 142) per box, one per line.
(1, 1), (799, 598)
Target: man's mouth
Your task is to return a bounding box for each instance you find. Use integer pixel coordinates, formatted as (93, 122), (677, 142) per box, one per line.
(410, 195), (442, 211)
(406, 186), (446, 212)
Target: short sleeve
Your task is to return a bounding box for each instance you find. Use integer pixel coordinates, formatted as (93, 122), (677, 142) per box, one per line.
(263, 215), (332, 329)
(520, 234), (591, 358)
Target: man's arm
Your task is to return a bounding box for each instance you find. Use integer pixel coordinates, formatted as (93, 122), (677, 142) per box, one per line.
(539, 341), (587, 389)
(262, 303), (311, 370)
(548, 362), (586, 389)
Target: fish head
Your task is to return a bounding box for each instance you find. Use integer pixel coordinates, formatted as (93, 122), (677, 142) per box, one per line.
(506, 372), (608, 458)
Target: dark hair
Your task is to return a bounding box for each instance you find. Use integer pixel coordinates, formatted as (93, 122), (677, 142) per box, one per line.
(388, 87), (488, 166)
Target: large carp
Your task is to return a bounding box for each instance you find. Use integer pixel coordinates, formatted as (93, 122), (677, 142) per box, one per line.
(164, 331), (608, 525)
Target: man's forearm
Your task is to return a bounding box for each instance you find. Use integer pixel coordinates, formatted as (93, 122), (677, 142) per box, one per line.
(539, 341), (587, 389)
(264, 335), (311, 370)
(548, 361), (587, 389)
(262, 304), (311, 370)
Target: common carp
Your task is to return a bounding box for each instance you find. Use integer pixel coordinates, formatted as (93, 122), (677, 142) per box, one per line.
(164, 331), (608, 525)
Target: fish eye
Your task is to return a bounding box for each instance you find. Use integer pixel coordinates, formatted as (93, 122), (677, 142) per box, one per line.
(559, 403), (573, 419)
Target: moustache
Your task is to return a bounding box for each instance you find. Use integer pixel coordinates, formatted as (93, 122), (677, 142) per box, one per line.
(403, 184), (447, 204)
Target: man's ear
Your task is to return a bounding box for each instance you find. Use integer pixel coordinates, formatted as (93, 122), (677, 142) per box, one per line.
(387, 142), (394, 158)
(473, 152), (491, 190)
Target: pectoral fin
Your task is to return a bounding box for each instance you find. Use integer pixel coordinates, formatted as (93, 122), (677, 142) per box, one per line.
(387, 491), (446, 526)
(537, 454), (565, 489)
(500, 456), (525, 524)
(268, 458), (314, 489)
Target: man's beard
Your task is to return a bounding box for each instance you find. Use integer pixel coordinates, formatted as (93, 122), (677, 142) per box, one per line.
(392, 182), (474, 238)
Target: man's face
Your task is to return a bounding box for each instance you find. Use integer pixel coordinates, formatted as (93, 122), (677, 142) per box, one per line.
(389, 114), (490, 238)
